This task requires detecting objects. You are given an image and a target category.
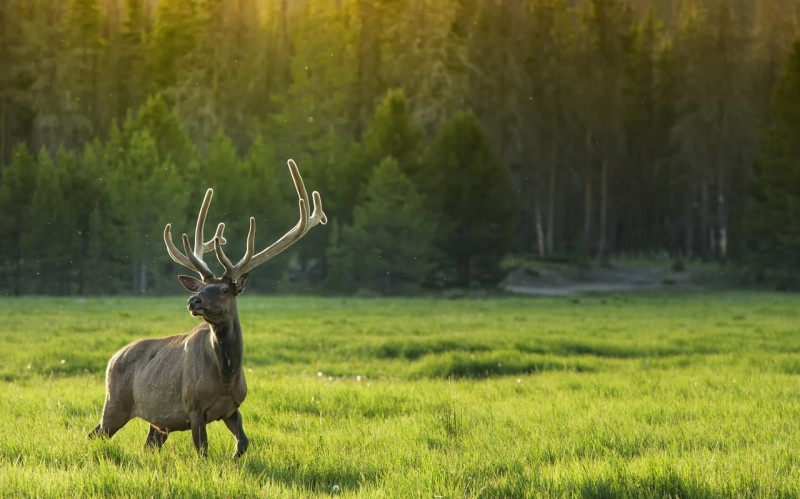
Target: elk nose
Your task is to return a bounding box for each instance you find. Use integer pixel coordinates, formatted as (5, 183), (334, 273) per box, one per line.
(188, 296), (202, 309)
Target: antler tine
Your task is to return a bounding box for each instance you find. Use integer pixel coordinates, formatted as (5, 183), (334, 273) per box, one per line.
(310, 191), (328, 226)
(163, 188), (227, 280)
(214, 236), (235, 276)
(216, 217), (255, 278)
(182, 234), (214, 278)
(224, 160), (326, 282)
(192, 191), (228, 252)
(235, 217), (257, 269)
(204, 223), (227, 251)
(287, 159), (327, 234)
(164, 224), (194, 270)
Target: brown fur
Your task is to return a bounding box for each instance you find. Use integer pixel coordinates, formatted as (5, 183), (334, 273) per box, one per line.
(88, 275), (249, 458)
(90, 162), (325, 458)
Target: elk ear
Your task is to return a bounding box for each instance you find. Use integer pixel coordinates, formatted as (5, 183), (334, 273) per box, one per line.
(234, 273), (249, 295)
(179, 275), (204, 293)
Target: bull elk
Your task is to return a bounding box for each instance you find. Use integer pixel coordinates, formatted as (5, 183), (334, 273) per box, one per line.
(88, 159), (326, 458)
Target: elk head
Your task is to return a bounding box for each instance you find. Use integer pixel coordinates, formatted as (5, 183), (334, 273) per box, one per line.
(163, 159), (327, 310)
(179, 274), (245, 326)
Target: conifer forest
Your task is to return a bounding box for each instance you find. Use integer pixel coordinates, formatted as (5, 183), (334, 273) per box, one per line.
(2, 0), (800, 295)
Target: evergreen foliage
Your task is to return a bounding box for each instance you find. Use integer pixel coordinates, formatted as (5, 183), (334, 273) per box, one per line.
(0, 146), (39, 295)
(339, 157), (438, 295)
(748, 41), (800, 284)
(428, 113), (518, 287)
(0, 0), (799, 294)
(22, 150), (73, 294)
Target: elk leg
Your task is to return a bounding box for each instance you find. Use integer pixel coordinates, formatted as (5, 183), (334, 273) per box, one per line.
(223, 409), (249, 458)
(87, 424), (106, 439)
(87, 405), (130, 439)
(145, 425), (168, 449)
(189, 412), (208, 457)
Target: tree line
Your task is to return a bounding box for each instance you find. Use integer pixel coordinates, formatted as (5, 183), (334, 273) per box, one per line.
(1, 0), (800, 295)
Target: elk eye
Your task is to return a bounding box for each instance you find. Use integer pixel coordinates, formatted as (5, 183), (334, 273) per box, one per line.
(221, 286), (229, 295)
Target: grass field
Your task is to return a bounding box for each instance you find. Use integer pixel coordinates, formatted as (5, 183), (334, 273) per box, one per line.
(1, 292), (800, 497)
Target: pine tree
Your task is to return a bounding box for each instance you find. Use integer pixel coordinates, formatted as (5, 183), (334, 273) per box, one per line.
(577, 0), (634, 259)
(0, 0), (23, 167)
(672, 2), (755, 261)
(118, 0), (149, 118)
(382, 0), (469, 133)
(22, 149), (73, 293)
(63, 0), (105, 144)
(748, 41), (800, 284)
(75, 140), (120, 293)
(427, 112), (518, 288)
(619, 13), (675, 253)
(157, 0), (268, 150)
(340, 157), (438, 295)
(148, 0), (198, 91)
(100, 98), (194, 293)
(337, 89), (425, 226)
(18, 2), (77, 155)
(106, 128), (188, 294)
(0, 145), (39, 295)
(238, 135), (296, 289)
(59, 145), (104, 294)
(519, 0), (577, 257)
(363, 89), (423, 180)
(133, 94), (198, 172)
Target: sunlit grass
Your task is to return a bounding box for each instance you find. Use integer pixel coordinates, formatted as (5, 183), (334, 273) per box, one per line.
(1, 292), (799, 496)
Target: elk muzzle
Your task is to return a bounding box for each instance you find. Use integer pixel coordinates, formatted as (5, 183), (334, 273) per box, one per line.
(187, 295), (204, 316)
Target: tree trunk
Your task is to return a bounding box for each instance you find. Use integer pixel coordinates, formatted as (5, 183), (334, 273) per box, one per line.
(0, 84), (5, 168)
(700, 180), (710, 261)
(77, 240), (86, 295)
(684, 187), (694, 259)
(546, 162), (555, 256)
(90, 44), (98, 138)
(140, 261), (148, 295)
(598, 158), (609, 259)
(457, 256), (471, 289)
(13, 263), (21, 296)
(535, 202), (545, 258)
(546, 111), (559, 257)
(0, 2), (6, 167)
(583, 178), (593, 258)
(212, 36), (220, 141)
(131, 260), (138, 295)
(717, 166), (727, 263)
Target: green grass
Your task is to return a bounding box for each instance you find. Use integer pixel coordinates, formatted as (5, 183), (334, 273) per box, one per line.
(1, 292), (800, 497)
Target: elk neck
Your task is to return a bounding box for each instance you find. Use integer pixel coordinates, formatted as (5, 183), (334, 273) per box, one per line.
(207, 307), (244, 383)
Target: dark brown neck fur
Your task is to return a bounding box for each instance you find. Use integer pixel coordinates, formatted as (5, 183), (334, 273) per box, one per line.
(208, 308), (243, 383)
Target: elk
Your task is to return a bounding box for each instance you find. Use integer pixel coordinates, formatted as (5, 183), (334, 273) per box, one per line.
(87, 159), (326, 458)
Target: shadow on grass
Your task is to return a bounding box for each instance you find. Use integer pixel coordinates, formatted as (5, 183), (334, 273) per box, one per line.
(576, 471), (722, 499)
(414, 352), (594, 379)
(372, 339), (492, 360)
(488, 469), (727, 498)
(530, 341), (698, 359)
(242, 456), (381, 496)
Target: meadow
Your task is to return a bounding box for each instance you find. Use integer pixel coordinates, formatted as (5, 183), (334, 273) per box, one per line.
(1, 292), (800, 497)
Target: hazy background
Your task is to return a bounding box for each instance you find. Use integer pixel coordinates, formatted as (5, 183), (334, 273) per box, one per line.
(1, 0), (799, 295)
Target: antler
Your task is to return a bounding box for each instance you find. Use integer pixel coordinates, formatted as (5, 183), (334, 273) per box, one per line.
(163, 188), (227, 280)
(164, 160), (326, 283)
(216, 159), (327, 283)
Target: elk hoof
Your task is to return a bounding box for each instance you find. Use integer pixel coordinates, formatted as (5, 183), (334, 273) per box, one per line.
(232, 437), (249, 459)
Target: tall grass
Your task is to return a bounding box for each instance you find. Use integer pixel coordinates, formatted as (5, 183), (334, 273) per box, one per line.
(1, 292), (799, 496)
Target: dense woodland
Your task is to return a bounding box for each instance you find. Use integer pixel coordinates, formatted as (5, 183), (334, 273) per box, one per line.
(2, 0), (800, 295)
